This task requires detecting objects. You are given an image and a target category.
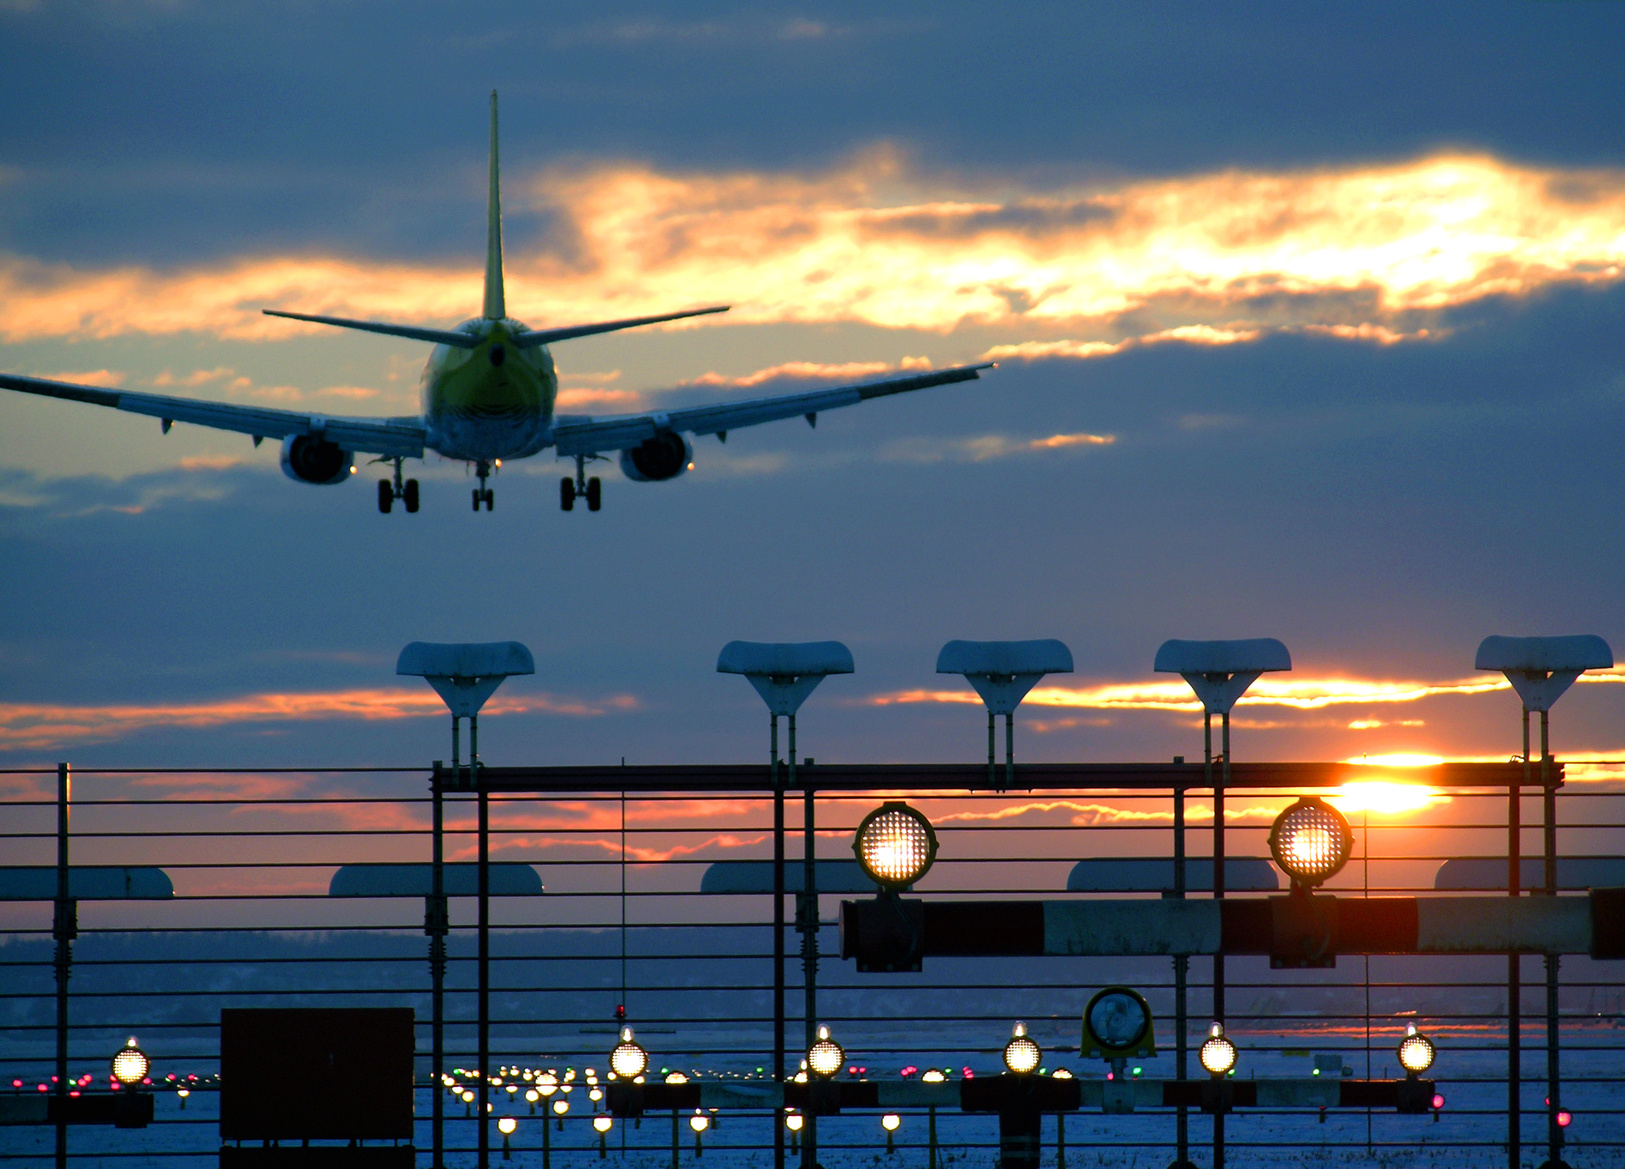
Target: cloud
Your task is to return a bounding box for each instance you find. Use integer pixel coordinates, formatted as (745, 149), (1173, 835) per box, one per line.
(865, 673), (1533, 712)
(0, 686), (639, 751)
(2, 153), (1622, 350)
(37, 368), (125, 387)
(683, 356), (933, 388)
(879, 431), (1115, 464)
(152, 367), (235, 388)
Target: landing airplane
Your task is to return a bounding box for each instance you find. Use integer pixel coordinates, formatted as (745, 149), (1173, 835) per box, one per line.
(0, 93), (993, 515)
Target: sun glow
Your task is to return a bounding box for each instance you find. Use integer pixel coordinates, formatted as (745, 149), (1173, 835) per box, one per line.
(1328, 779), (1445, 815)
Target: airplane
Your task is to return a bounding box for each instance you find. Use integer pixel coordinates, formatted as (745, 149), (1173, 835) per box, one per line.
(0, 93), (993, 515)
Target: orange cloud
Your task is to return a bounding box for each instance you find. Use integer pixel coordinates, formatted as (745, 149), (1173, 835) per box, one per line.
(684, 356), (933, 388)
(152, 366), (235, 388)
(36, 368), (125, 386)
(867, 674), (1520, 712)
(0, 686), (638, 750)
(3, 153), (1622, 348)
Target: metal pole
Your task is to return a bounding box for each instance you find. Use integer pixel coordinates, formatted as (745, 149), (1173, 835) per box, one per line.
(1542, 710), (1562, 1167)
(1004, 711), (1014, 792)
(1510, 708), (1527, 1169)
(987, 709), (996, 791)
(53, 762), (71, 1169)
(476, 712), (489, 1169)
(432, 724), (454, 1169)
(1174, 777), (1189, 1168)
(772, 713), (785, 1169)
(793, 713), (818, 1169)
(1214, 711), (1229, 1169)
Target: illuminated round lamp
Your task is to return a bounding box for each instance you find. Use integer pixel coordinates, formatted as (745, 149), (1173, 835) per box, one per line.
(852, 802), (939, 890)
(881, 1113), (901, 1131)
(1082, 986), (1156, 1060)
(786, 1113), (804, 1132)
(807, 1025), (845, 1079)
(610, 1027), (649, 1080)
(1199, 1023), (1237, 1078)
(498, 1117), (517, 1136)
(1557, 1109), (1572, 1128)
(920, 1069), (946, 1083)
(665, 1071), (688, 1085)
(689, 1111), (710, 1133)
(1049, 1068), (1074, 1080)
(176, 1088), (190, 1109)
(506, 1083), (518, 1096)
(593, 1115), (612, 1134)
(1431, 1092), (1445, 1111)
(111, 1038), (150, 1086)
(1003, 1022), (1041, 1076)
(1268, 797), (1354, 888)
(1396, 1024), (1435, 1077)
(552, 1098), (569, 1116)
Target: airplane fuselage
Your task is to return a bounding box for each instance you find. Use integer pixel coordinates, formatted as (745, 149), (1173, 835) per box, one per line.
(421, 317), (558, 461)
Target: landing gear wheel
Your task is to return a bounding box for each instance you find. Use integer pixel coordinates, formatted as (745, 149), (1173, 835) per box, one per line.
(586, 476), (601, 512)
(403, 479), (419, 513)
(377, 479), (393, 513)
(560, 476), (575, 511)
(471, 488), (481, 512)
(483, 488), (494, 511)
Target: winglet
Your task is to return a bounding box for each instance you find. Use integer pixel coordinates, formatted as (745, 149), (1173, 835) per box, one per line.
(484, 90), (505, 322)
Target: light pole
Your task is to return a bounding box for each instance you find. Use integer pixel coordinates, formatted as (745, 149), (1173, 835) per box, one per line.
(1476, 633), (1611, 1169)
(935, 640), (1073, 792)
(398, 640), (535, 1169)
(717, 640), (853, 1169)
(1154, 637), (1291, 1169)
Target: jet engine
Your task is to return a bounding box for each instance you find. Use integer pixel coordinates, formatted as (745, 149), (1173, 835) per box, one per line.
(280, 434), (353, 485)
(619, 430), (692, 482)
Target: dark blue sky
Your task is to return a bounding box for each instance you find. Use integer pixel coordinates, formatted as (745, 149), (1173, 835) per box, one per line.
(2, 1), (1624, 772)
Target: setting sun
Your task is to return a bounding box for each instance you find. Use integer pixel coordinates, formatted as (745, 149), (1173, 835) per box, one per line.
(1329, 780), (1445, 815)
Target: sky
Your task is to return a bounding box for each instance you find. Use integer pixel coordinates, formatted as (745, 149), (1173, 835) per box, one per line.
(4, 0), (1625, 782)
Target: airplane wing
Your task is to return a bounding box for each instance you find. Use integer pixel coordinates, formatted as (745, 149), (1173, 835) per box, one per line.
(552, 363), (994, 456)
(0, 372), (426, 458)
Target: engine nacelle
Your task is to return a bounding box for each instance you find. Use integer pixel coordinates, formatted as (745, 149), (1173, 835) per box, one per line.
(280, 434), (353, 485)
(619, 430), (692, 482)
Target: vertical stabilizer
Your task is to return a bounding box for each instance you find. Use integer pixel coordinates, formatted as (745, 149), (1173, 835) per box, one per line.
(483, 90), (506, 321)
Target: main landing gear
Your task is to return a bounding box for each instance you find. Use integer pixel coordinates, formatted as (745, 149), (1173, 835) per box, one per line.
(560, 453), (601, 512)
(377, 458), (419, 514)
(471, 459), (495, 511)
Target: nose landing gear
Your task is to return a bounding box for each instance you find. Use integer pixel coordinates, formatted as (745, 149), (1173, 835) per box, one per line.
(560, 454), (601, 512)
(377, 458), (420, 514)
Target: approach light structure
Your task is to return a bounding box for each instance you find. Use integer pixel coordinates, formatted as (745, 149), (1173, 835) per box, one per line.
(807, 1026), (845, 1079)
(111, 1038), (150, 1086)
(1003, 1022), (1041, 1076)
(610, 1027), (648, 1079)
(1269, 797), (1354, 888)
(1397, 1024), (1436, 1077)
(853, 802), (937, 890)
(1081, 987), (1156, 1063)
(1199, 1024), (1237, 1078)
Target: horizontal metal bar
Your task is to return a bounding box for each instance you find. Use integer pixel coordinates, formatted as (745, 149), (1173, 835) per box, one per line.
(454, 760), (1553, 794)
(841, 892), (1612, 961)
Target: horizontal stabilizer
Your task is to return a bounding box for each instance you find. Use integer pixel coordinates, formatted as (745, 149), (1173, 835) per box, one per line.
(513, 305), (729, 348)
(263, 309), (481, 349)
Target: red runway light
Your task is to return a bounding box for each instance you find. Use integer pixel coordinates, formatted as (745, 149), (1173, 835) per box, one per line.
(1557, 1110), (1572, 1128)
(1432, 1094), (1445, 1110)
